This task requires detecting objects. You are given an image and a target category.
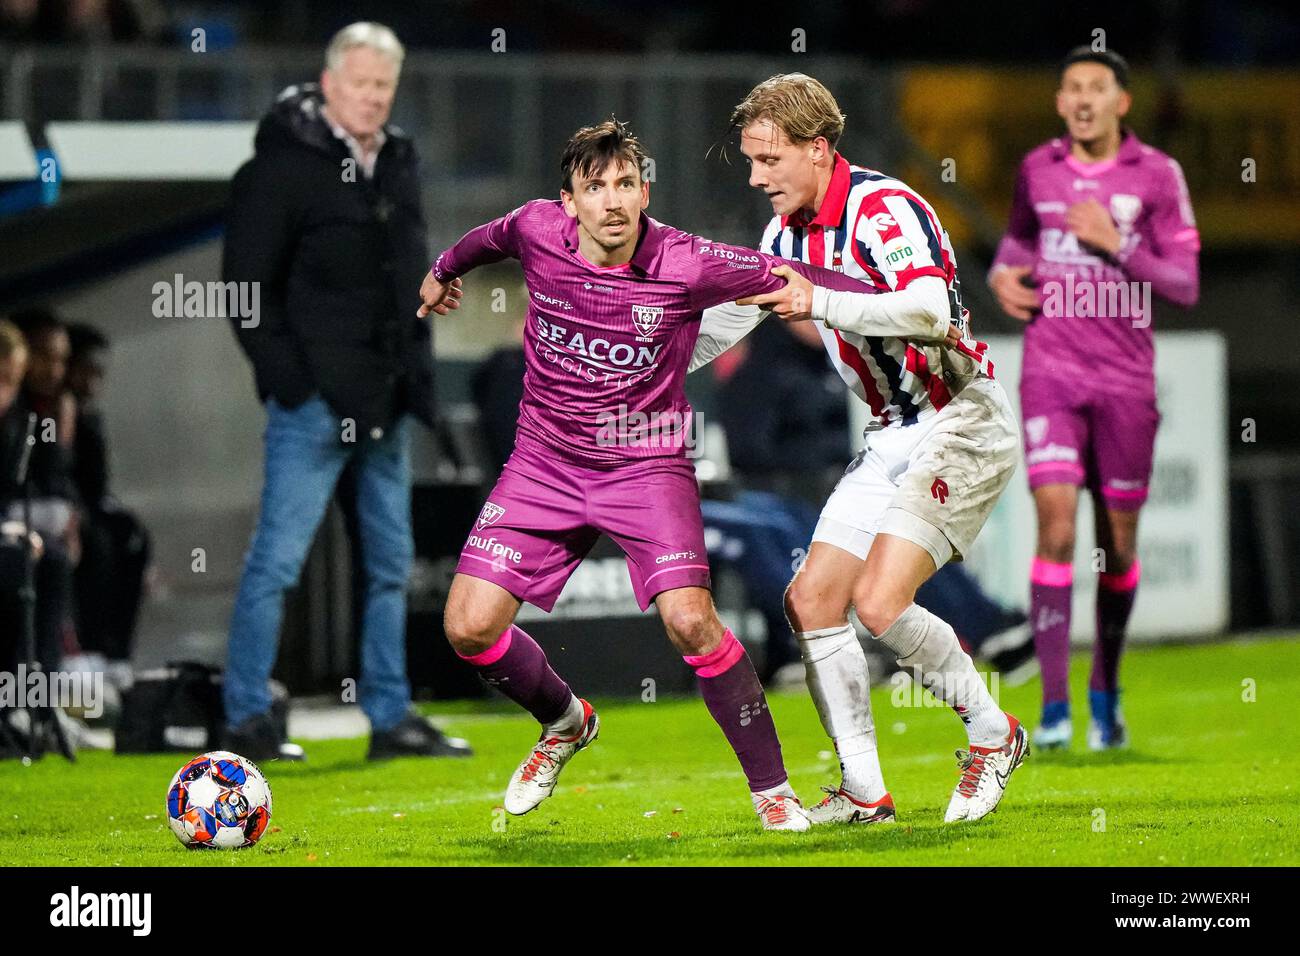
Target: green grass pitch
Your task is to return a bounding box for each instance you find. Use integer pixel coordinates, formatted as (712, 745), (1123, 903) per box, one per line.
(3, 635), (1296, 866)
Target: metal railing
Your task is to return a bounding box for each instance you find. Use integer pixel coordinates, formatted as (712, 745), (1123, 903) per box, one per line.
(1, 46), (900, 248)
(6, 47), (1297, 249)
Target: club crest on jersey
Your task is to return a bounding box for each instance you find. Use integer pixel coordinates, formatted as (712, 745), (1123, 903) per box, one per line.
(1109, 193), (1143, 231)
(477, 501), (505, 530)
(632, 304), (663, 339)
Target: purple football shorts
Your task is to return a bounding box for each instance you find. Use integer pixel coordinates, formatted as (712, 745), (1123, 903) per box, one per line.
(1020, 373), (1159, 511)
(455, 433), (711, 611)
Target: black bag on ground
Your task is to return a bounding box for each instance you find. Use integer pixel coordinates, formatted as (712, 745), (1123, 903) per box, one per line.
(115, 662), (288, 754)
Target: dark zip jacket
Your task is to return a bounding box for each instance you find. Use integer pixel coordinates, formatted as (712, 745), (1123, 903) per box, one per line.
(223, 83), (435, 436)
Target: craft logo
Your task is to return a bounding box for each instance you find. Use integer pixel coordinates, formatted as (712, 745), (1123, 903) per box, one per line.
(533, 290), (573, 311)
(655, 550), (697, 565)
(631, 304), (663, 339)
(476, 501), (505, 530)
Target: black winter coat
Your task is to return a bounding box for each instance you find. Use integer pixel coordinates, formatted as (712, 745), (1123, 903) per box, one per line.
(223, 84), (435, 436)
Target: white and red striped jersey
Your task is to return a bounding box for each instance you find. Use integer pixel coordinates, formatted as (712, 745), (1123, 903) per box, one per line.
(761, 153), (994, 428)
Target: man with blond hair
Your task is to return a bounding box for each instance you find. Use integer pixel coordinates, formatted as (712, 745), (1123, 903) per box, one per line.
(692, 73), (1028, 824)
(223, 23), (467, 762)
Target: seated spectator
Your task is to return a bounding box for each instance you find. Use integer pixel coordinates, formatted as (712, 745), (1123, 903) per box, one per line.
(714, 318), (849, 507)
(0, 317), (37, 619)
(0, 317), (76, 756)
(6, 309), (80, 649)
(9, 308), (80, 548)
(470, 319), (526, 472)
(694, 321), (836, 675)
(64, 322), (150, 688)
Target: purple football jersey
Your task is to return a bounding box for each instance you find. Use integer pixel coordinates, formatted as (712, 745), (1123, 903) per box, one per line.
(992, 130), (1199, 399)
(432, 199), (877, 466)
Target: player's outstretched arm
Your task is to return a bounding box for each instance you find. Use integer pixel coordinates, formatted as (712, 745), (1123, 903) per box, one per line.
(418, 202), (533, 317)
(685, 232), (953, 347)
(817, 274), (959, 343)
(688, 236), (876, 311)
(416, 274), (464, 317)
(702, 229), (955, 343)
(742, 267), (957, 343)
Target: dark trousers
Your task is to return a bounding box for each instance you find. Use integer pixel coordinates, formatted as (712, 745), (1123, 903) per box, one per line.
(74, 508), (150, 661)
(0, 538), (72, 676)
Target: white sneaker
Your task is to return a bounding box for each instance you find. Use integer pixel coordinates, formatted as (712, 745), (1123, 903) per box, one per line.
(943, 713), (1030, 823)
(807, 786), (896, 825)
(503, 699), (599, 815)
(753, 793), (811, 832)
(1034, 717), (1072, 750)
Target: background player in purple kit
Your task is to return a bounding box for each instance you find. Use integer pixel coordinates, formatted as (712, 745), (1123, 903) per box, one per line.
(415, 119), (880, 831)
(989, 48), (1200, 751)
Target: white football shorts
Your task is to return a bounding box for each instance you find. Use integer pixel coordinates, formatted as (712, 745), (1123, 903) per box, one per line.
(812, 376), (1020, 569)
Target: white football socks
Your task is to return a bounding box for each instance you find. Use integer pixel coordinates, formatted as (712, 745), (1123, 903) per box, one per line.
(796, 623), (888, 801)
(544, 694), (585, 737)
(873, 603), (1009, 747)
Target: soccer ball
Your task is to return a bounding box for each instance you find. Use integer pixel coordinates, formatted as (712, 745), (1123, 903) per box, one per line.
(165, 751), (273, 850)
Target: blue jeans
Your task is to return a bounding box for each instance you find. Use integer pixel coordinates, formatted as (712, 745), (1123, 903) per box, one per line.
(224, 394), (414, 732)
